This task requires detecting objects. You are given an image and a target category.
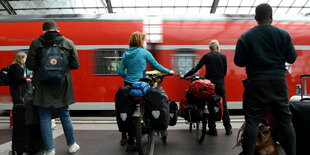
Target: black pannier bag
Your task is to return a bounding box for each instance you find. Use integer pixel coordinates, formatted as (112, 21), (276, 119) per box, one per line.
(115, 86), (135, 132)
(146, 87), (170, 130)
(184, 104), (200, 123)
(169, 99), (178, 126)
(207, 95), (224, 121)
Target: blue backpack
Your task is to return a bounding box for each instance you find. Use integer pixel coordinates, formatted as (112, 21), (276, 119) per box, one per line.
(130, 82), (150, 97)
(39, 39), (68, 84)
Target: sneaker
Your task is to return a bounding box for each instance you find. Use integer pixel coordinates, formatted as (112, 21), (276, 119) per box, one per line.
(51, 119), (57, 130)
(226, 129), (233, 135)
(125, 144), (137, 152)
(120, 138), (128, 146)
(69, 143), (80, 154)
(43, 149), (55, 155)
(206, 128), (218, 136)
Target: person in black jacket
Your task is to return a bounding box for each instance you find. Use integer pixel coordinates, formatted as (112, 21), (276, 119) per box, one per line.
(234, 3), (297, 155)
(8, 52), (32, 104)
(182, 40), (232, 136)
(26, 20), (80, 155)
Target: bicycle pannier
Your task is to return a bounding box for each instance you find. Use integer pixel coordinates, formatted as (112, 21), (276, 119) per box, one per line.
(146, 87), (169, 130)
(207, 95), (224, 121)
(115, 86), (135, 132)
(169, 99), (178, 126)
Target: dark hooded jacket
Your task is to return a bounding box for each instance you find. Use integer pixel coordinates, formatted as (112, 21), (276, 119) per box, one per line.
(26, 31), (80, 108)
(8, 64), (27, 104)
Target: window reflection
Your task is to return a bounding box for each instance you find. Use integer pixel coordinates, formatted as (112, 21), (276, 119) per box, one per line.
(172, 49), (197, 75)
(95, 49), (125, 75)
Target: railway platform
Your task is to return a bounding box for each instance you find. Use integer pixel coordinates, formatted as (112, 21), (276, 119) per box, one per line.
(0, 116), (285, 155)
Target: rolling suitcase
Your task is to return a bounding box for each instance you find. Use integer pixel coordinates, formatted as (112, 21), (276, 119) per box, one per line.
(289, 75), (310, 155)
(11, 103), (43, 155)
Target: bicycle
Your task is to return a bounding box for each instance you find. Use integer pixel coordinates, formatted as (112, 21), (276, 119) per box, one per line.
(180, 76), (210, 144)
(132, 70), (172, 155)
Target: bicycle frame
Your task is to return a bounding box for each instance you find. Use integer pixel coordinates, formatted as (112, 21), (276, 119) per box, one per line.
(132, 72), (172, 155)
(180, 76), (209, 144)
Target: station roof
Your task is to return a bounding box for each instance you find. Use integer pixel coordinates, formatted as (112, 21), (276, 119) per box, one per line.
(0, 0), (309, 16)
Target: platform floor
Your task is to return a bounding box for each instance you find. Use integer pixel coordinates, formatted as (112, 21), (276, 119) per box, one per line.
(0, 116), (285, 155)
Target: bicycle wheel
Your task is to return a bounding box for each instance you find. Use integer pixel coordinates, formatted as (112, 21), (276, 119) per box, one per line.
(134, 117), (154, 155)
(196, 113), (207, 144)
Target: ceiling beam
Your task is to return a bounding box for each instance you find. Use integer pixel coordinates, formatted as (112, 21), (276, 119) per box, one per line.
(105, 0), (113, 13)
(210, 0), (220, 13)
(1, 5), (308, 12)
(0, 0), (17, 15)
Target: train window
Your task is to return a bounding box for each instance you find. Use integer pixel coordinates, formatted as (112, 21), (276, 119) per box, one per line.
(95, 49), (126, 75)
(172, 49), (197, 75)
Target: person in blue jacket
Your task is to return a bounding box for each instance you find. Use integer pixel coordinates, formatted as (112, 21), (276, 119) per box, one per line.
(118, 31), (174, 152)
(118, 32), (174, 85)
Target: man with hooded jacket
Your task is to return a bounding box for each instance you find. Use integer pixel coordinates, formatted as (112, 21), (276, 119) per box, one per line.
(26, 20), (80, 155)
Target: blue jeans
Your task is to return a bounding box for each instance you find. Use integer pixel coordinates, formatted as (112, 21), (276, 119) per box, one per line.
(37, 106), (75, 151)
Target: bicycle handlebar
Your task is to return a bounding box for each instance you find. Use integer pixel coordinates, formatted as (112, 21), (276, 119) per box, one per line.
(158, 73), (173, 77)
(140, 72), (173, 86)
(146, 73), (173, 79)
(180, 76), (205, 82)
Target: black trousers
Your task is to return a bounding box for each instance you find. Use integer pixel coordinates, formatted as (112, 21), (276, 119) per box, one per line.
(208, 83), (232, 130)
(242, 75), (296, 155)
(123, 82), (135, 144)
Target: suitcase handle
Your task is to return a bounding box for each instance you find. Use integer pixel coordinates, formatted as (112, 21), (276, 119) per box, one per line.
(300, 75), (310, 101)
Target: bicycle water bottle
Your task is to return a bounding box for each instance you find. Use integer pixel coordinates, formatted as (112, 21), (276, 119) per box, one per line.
(296, 84), (301, 95)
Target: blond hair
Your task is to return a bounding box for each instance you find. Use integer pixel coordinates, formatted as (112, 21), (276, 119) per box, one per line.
(129, 31), (146, 48)
(209, 40), (220, 51)
(13, 52), (27, 68)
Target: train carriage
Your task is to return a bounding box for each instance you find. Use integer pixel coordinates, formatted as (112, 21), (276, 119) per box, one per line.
(0, 14), (309, 110)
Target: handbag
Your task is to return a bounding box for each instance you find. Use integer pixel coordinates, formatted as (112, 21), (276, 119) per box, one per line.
(255, 123), (278, 155)
(234, 122), (278, 155)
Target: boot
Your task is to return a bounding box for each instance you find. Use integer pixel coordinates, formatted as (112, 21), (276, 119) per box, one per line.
(206, 128), (218, 136)
(225, 128), (233, 135)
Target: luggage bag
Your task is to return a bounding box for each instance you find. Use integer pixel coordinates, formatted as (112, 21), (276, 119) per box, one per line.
(11, 103), (43, 155)
(289, 75), (310, 155)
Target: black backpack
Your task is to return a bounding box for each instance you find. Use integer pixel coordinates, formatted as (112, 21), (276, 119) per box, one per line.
(39, 40), (68, 84)
(0, 65), (10, 86)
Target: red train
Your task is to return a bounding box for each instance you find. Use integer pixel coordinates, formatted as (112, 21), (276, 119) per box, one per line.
(0, 14), (309, 110)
